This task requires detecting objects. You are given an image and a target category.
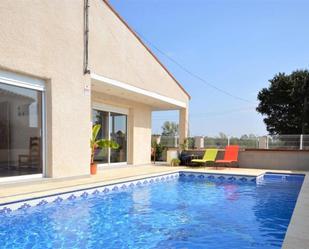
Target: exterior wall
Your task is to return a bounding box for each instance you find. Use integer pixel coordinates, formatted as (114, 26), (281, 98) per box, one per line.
(92, 91), (152, 165)
(0, 1), (91, 178)
(0, 0), (188, 179)
(238, 150), (309, 171)
(89, 0), (189, 106)
(181, 149), (309, 171)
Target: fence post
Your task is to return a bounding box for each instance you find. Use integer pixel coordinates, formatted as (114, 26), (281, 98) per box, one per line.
(227, 136), (230, 146)
(174, 136), (178, 148)
(266, 136), (269, 149)
(300, 134), (303, 150)
(194, 136), (204, 149)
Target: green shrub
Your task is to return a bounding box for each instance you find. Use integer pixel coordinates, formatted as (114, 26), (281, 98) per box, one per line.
(171, 158), (180, 166)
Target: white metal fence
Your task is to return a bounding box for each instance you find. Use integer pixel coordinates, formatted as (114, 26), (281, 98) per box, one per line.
(153, 135), (309, 150)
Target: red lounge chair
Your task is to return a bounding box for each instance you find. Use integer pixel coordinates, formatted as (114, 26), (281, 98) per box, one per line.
(215, 145), (239, 168)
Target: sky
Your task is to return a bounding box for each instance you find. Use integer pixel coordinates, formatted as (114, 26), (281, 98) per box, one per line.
(109, 0), (309, 137)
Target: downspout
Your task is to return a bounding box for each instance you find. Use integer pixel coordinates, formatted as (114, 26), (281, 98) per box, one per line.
(84, 0), (90, 74)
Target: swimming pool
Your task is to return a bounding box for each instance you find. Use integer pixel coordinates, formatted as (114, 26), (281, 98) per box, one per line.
(0, 172), (304, 249)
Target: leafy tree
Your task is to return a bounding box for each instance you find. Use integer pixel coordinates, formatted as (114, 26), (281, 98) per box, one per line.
(179, 137), (195, 150)
(218, 132), (228, 139)
(161, 121), (179, 136)
(151, 141), (165, 161)
(257, 70), (309, 134)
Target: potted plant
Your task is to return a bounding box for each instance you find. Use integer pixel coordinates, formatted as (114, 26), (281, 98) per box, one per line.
(90, 124), (119, 175)
(171, 158), (181, 166)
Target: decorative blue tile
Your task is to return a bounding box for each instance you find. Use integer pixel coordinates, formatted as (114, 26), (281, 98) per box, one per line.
(102, 188), (109, 193)
(189, 174), (195, 178)
(37, 200), (48, 206)
(239, 177), (248, 182)
(155, 178), (160, 182)
(207, 175), (215, 179)
(149, 179), (154, 183)
(129, 183), (135, 188)
(179, 173), (185, 177)
(143, 180), (148, 184)
(218, 176), (225, 180)
(250, 178), (256, 182)
(18, 203), (31, 210)
(136, 181), (142, 186)
(198, 175), (205, 179)
(112, 186), (119, 191)
(81, 192), (89, 198)
(68, 194), (76, 200)
(0, 207), (12, 214)
(54, 197), (63, 203)
(121, 184), (127, 189)
(228, 176), (236, 181)
(93, 189), (100, 195)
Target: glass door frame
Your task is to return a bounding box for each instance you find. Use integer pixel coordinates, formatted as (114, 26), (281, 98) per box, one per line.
(0, 70), (46, 182)
(92, 103), (128, 166)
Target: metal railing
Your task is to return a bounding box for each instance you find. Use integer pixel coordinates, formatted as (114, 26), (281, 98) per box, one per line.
(267, 134), (309, 150)
(303, 135), (309, 150)
(159, 136), (179, 148)
(152, 134), (309, 150)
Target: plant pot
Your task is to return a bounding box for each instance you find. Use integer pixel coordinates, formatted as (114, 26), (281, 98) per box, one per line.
(90, 163), (97, 175)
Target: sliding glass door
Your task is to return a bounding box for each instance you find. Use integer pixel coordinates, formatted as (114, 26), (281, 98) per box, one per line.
(0, 82), (43, 177)
(92, 110), (109, 163)
(110, 112), (127, 163)
(92, 108), (127, 164)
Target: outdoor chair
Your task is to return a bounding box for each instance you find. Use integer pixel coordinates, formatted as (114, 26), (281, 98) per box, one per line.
(18, 137), (41, 169)
(191, 148), (218, 166)
(215, 145), (239, 168)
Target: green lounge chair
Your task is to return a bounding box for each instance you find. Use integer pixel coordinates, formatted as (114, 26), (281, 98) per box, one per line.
(191, 148), (218, 166)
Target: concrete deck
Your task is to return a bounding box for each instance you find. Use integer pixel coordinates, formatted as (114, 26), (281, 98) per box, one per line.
(0, 164), (290, 204)
(0, 164), (308, 248)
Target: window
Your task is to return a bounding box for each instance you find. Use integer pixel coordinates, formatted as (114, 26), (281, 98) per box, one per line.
(92, 108), (127, 164)
(0, 82), (43, 177)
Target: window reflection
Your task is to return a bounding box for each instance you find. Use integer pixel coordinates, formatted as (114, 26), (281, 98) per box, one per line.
(0, 82), (42, 177)
(91, 109), (127, 164)
(92, 110), (109, 163)
(110, 113), (127, 163)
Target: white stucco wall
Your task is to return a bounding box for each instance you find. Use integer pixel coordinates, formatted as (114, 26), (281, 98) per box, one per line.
(89, 0), (190, 105)
(0, 0), (189, 179)
(0, 0), (91, 178)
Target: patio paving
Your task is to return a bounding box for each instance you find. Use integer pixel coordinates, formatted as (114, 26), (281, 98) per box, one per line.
(0, 164), (296, 205)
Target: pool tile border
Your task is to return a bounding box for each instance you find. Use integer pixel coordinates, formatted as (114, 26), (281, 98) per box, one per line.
(178, 171), (257, 183)
(0, 171), (301, 214)
(0, 172), (179, 214)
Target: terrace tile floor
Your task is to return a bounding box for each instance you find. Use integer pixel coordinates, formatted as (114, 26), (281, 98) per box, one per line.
(0, 164), (297, 204)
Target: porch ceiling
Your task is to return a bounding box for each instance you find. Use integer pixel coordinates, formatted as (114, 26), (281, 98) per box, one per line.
(91, 73), (187, 110)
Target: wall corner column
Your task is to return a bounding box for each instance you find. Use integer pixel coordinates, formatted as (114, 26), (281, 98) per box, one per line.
(179, 106), (189, 147)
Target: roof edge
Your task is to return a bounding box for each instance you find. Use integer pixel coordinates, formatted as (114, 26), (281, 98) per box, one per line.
(101, 0), (191, 100)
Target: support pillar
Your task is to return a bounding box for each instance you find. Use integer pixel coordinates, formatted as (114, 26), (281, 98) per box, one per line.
(179, 107), (189, 147)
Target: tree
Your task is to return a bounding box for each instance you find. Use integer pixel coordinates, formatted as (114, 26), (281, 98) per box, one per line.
(256, 70), (309, 135)
(218, 132), (228, 139)
(161, 121), (179, 136)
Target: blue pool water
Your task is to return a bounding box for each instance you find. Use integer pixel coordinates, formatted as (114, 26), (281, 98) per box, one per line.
(0, 173), (304, 249)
